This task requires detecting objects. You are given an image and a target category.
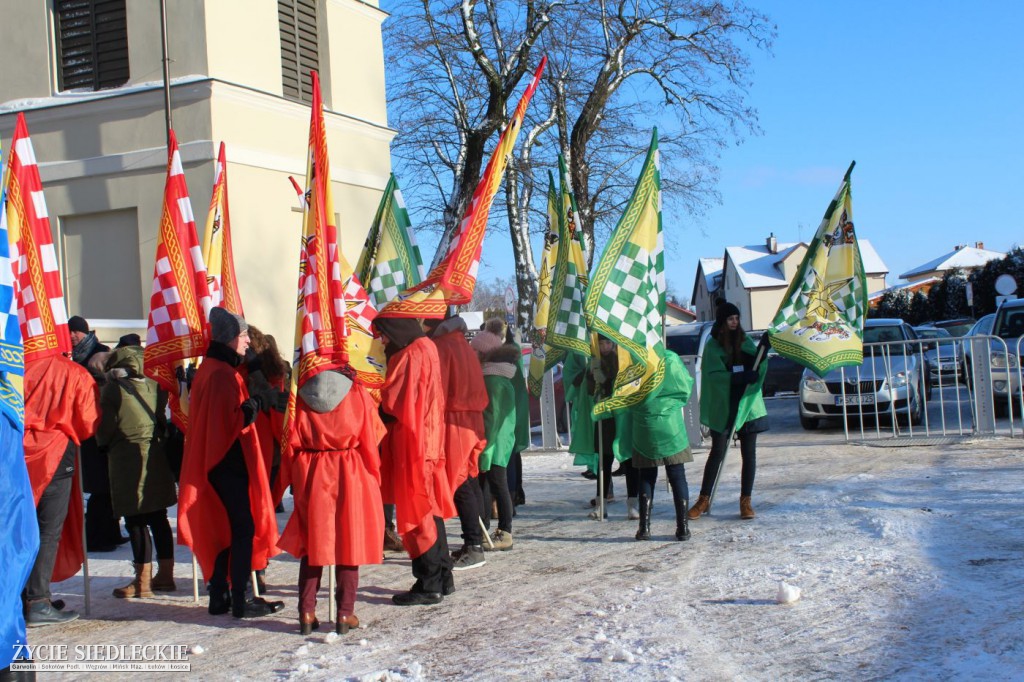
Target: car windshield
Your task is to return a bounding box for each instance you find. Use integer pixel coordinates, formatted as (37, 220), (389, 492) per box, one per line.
(935, 321), (974, 337)
(915, 328), (951, 340)
(666, 333), (701, 356)
(863, 325), (905, 344)
(994, 309), (1024, 340)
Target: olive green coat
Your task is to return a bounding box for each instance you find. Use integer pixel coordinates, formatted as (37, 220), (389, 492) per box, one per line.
(96, 346), (177, 517)
(699, 335), (767, 434)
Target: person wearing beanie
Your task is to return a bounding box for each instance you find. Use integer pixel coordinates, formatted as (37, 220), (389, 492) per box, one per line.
(177, 307), (284, 619)
(373, 316), (456, 605)
(425, 315), (489, 570)
(67, 315), (125, 553)
(688, 301), (768, 521)
(277, 368), (386, 635)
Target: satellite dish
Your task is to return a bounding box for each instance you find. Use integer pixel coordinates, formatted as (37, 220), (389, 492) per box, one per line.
(995, 274), (1017, 296)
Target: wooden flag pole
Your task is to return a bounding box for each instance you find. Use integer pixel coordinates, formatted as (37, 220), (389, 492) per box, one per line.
(192, 554), (199, 603)
(77, 448), (91, 616)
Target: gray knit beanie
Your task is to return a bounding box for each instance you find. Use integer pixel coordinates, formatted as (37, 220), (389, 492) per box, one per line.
(209, 306), (248, 344)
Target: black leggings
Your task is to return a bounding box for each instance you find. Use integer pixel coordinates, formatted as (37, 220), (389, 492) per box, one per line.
(480, 465), (513, 533)
(700, 430), (757, 497)
(208, 454), (255, 596)
(124, 509), (174, 564)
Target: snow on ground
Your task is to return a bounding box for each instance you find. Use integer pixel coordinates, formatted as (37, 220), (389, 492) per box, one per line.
(29, 396), (1024, 681)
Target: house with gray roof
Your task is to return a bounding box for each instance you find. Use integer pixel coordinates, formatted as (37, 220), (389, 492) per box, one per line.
(899, 243), (1005, 282)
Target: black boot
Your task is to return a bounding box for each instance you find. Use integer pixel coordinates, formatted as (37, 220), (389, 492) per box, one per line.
(207, 586), (231, 615)
(635, 494), (652, 541)
(674, 497), (691, 541)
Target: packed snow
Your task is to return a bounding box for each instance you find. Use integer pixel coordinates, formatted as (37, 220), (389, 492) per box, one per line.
(25, 396), (1024, 680)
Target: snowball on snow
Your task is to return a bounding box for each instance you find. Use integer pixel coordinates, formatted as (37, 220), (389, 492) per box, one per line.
(189, 645), (205, 655)
(594, 631), (608, 643)
(777, 581), (802, 604)
(294, 644), (310, 657)
(324, 632), (340, 644)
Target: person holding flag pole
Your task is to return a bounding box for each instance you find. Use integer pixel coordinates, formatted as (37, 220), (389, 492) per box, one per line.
(690, 161), (866, 518)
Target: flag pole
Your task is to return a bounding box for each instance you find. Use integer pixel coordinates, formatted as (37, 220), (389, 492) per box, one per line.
(77, 447), (90, 616)
(159, 0), (172, 149)
(707, 334), (770, 512)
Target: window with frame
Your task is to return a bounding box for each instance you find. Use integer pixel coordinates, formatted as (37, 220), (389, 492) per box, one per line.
(279, 0), (319, 103)
(55, 0), (129, 91)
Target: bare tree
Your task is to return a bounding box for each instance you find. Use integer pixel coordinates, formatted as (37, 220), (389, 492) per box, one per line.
(385, 0), (559, 246)
(385, 1), (774, 326)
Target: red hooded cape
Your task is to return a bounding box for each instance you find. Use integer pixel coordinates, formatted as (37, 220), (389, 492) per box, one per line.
(177, 355), (279, 580)
(278, 383), (385, 566)
(24, 355), (99, 583)
(380, 336), (454, 558)
(432, 330), (488, 490)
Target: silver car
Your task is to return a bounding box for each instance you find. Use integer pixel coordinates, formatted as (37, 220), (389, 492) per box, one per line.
(799, 319), (925, 430)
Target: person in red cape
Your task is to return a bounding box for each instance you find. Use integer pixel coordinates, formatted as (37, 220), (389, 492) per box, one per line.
(278, 368), (386, 635)
(245, 326), (290, 510)
(23, 354), (100, 627)
(177, 307), (284, 619)
(424, 314), (489, 571)
(373, 316), (455, 605)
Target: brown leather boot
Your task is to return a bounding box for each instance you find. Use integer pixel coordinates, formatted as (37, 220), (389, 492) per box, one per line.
(151, 559), (177, 592)
(299, 611), (320, 636)
(336, 614), (360, 635)
(112, 563), (154, 598)
(740, 496), (756, 520)
(687, 495), (710, 520)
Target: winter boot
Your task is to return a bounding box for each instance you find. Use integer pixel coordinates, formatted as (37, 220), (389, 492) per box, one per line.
(112, 563), (154, 599)
(299, 611), (320, 636)
(383, 527), (404, 552)
(336, 614), (360, 635)
(635, 495), (652, 541)
(740, 496), (756, 520)
(451, 544), (486, 571)
(151, 559), (177, 592)
(484, 529), (513, 551)
(687, 494), (710, 520)
(627, 497), (640, 520)
(674, 497), (691, 541)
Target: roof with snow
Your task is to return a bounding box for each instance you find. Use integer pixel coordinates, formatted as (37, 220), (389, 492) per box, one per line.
(899, 246), (1006, 280)
(698, 258), (724, 292)
(726, 240), (887, 290)
(868, 277), (940, 302)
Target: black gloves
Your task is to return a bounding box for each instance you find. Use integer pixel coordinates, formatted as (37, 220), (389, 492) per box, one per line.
(731, 370), (759, 386)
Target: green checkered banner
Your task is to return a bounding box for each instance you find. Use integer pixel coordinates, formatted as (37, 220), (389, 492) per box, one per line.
(547, 155), (592, 358)
(767, 161), (867, 377)
(356, 173), (425, 310)
(583, 130), (666, 416)
(528, 172), (565, 397)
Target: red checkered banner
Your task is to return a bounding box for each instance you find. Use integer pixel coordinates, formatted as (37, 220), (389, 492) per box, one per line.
(289, 70), (384, 393)
(4, 113), (71, 363)
(379, 57), (547, 319)
(144, 130), (213, 429)
(201, 142), (244, 316)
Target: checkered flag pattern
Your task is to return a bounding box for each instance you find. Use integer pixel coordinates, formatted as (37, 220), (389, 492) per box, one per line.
(5, 114), (71, 362)
(584, 130), (666, 414)
(368, 259), (407, 309)
(290, 71), (385, 397)
(144, 132), (213, 427)
(547, 156), (593, 357)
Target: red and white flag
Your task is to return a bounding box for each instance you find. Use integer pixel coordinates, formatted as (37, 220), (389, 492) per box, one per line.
(201, 142), (244, 315)
(143, 130), (212, 429)
(4, 113), (71, 362)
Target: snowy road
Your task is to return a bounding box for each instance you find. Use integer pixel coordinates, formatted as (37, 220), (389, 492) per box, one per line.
(28, 396), (1024, 680)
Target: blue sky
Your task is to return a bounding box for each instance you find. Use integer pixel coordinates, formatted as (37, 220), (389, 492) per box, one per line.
(412, 1), (1024, 304)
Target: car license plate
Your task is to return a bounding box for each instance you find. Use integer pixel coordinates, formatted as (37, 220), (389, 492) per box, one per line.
(835, 395), (874, 406)
(941, 362), (957, 371)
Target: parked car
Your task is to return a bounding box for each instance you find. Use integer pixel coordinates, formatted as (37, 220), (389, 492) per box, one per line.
(930, 317), (976, 338)
(914, 325), (962, 385)
(989, 298), (1024, 412)
(960, 313), (996, 385)
(747, 330), (806, 396)
(798, 319), (925, 430)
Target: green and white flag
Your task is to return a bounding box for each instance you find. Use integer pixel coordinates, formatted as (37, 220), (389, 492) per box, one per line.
(527, 172), (563, 396)
(584, 130), (666, 416)
(767, 161), (867, 376)
(356, 173), (425, 309)
(547, 155), (591, 357)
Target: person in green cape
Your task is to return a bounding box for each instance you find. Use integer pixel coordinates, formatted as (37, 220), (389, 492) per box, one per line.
(504, 326), (531, 512)
(630, 348), (695, 540)
(471, 320), (518, 551)
(688, 302), (768, 521)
